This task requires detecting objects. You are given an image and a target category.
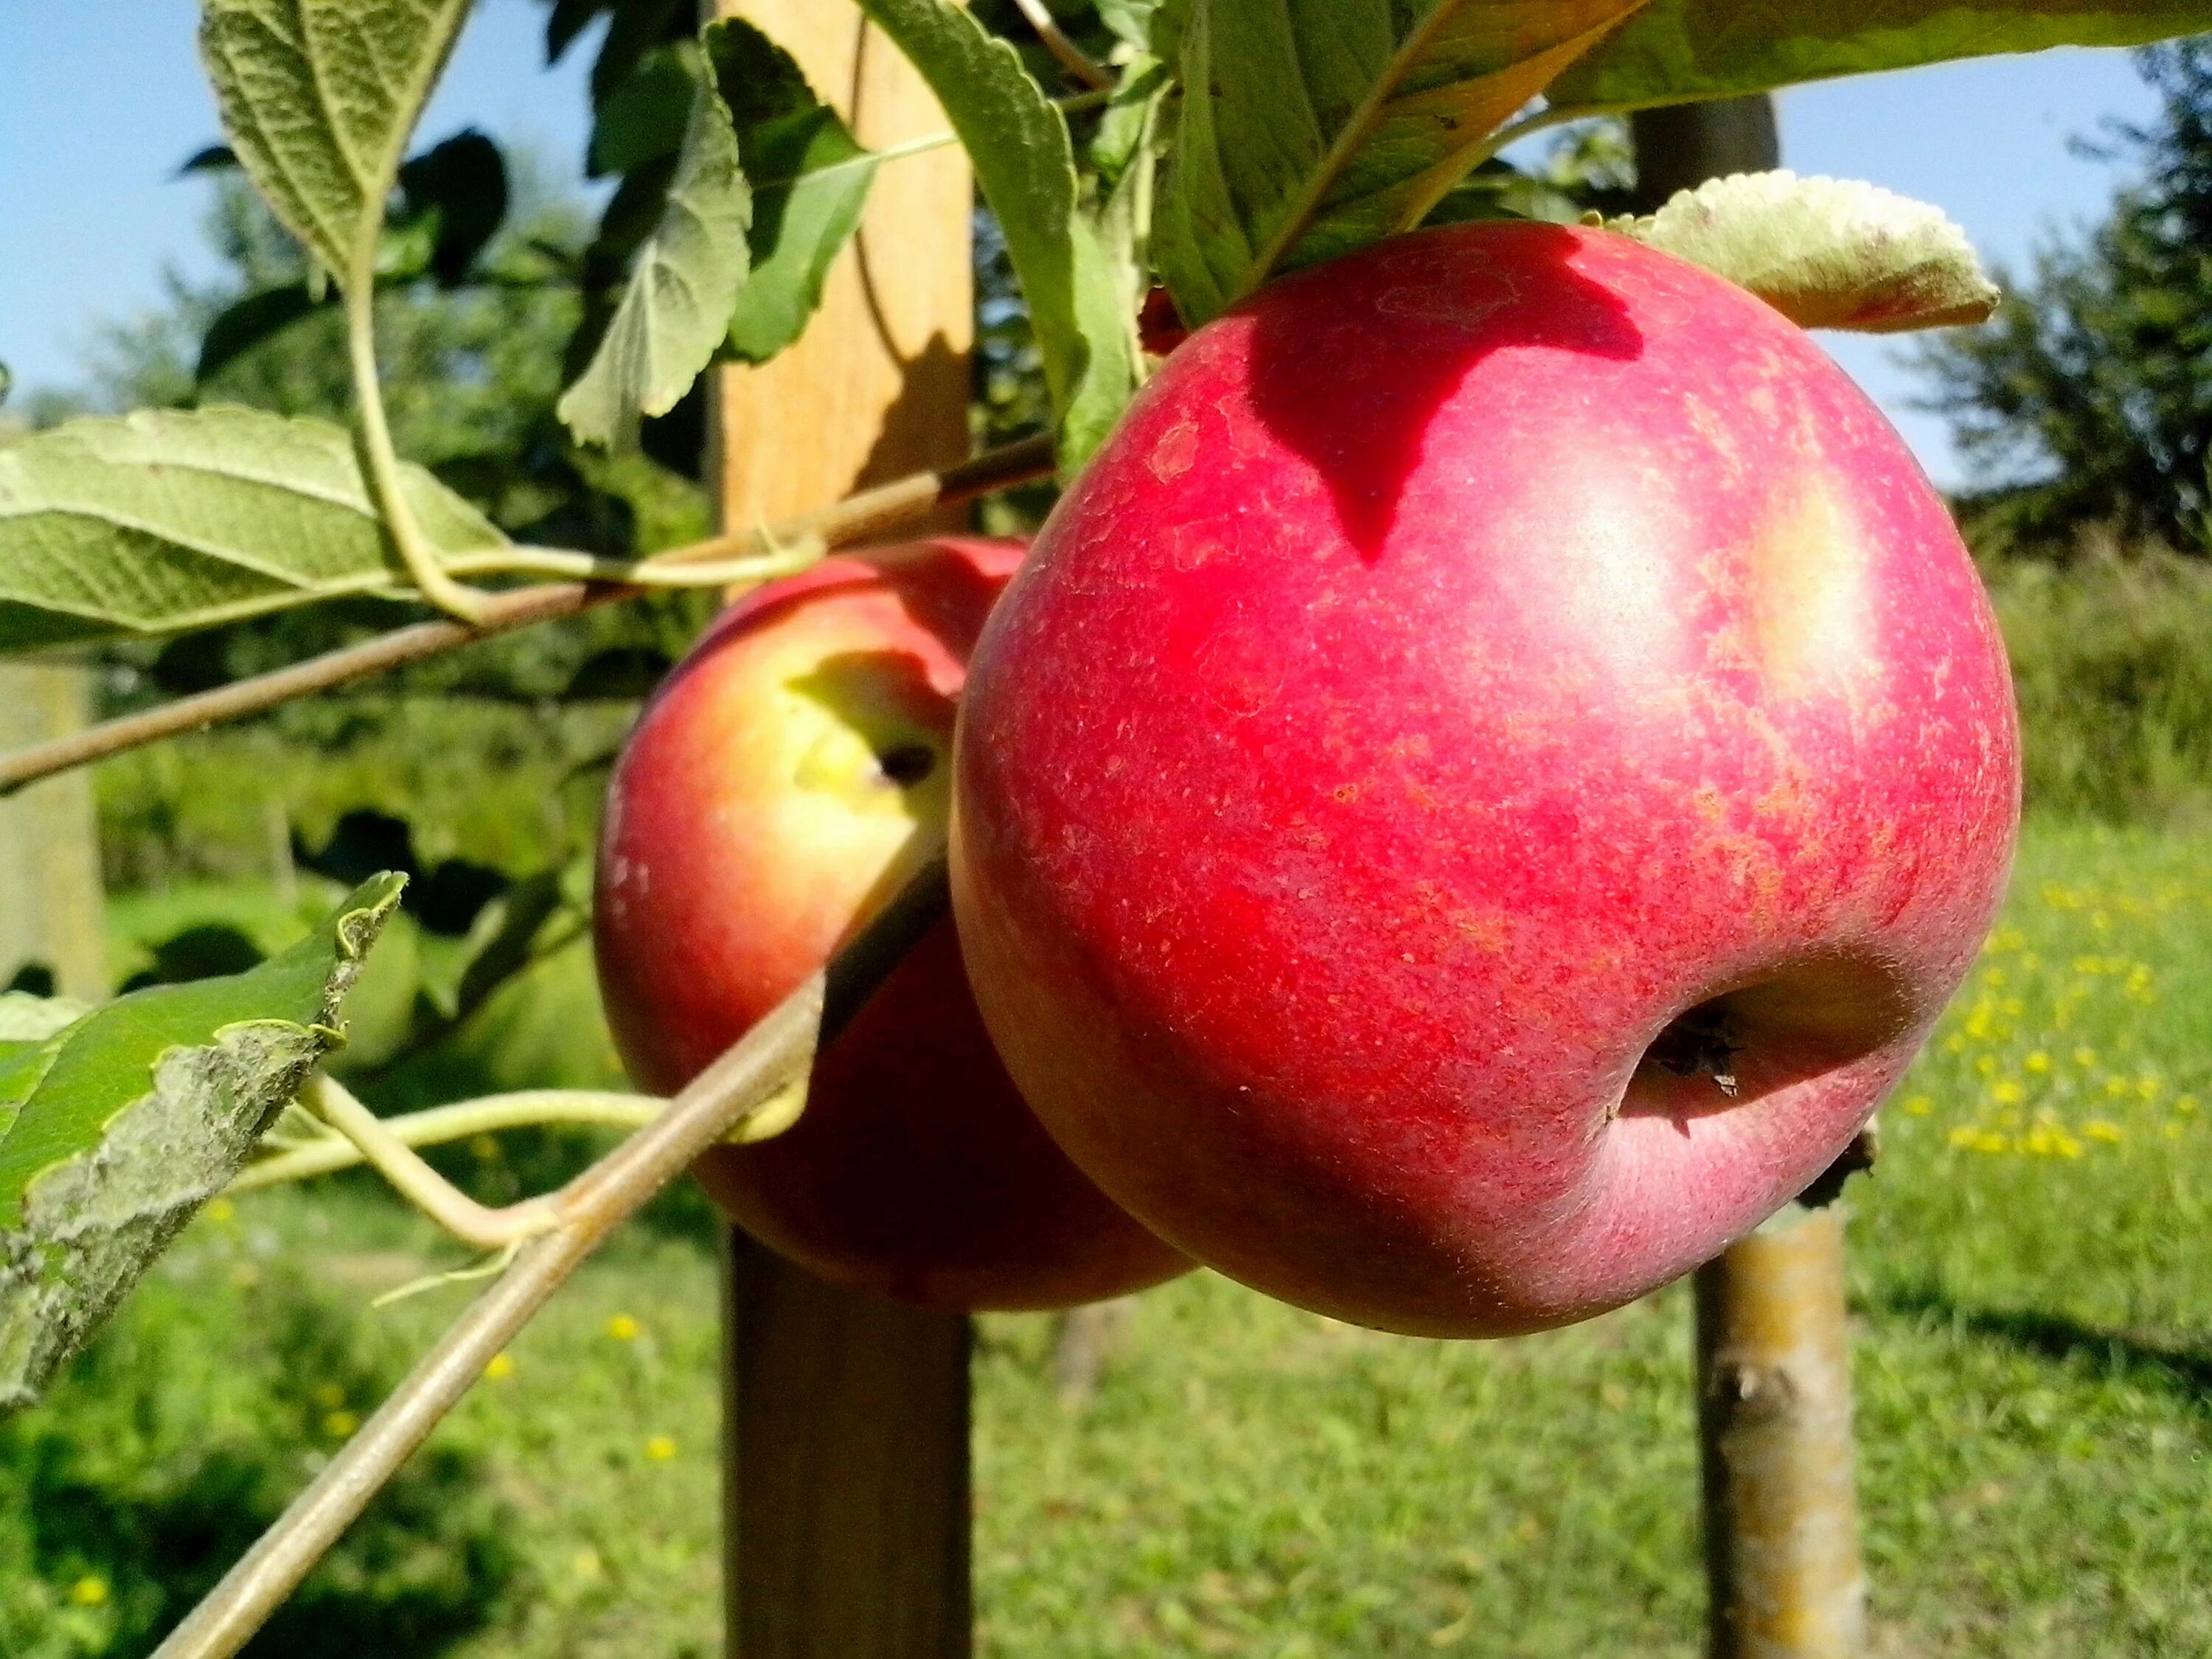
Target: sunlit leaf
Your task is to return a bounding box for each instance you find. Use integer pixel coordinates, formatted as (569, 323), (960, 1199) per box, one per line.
(558, 56), (753, 450)
(200, 0), (476, 285)
(709, 18), (884, 365)
(856, 0), (1140, 467)
(1601, 170), (2000, 333)
(0, 407), (506, 648)
(1153, 0), (1648, 325)
(0, 877), (404, 1411)
(1548, 0), (2212, 112)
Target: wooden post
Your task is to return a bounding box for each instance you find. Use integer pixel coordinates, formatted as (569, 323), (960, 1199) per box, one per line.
(0, 662), (108, 1001)
(1632, 100), (1869, 1659)
(706, 5), (975, 1656)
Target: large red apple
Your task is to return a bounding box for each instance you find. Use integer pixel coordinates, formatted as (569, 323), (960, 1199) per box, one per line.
(594, 538), (1187, 1310)
(951, 222), (2020, 1338)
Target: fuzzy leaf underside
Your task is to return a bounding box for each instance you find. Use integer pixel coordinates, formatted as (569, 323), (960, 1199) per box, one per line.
(855, 0), (1140, 468)
(558, 57), (754, 451)
(0, 877), (404, 1412)
(1548, 0), (2212, 113)
(1604, 170), (2000, 332)
(200, 0), (476, 281)
(0, 407), (507, 650)
(1155, 0), (1649, 326)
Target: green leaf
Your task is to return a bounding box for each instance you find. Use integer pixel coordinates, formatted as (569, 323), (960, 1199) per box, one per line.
(1548, 0), (2212, 113)
(397, 128), (511, 285)
(0, 407), (507, 649)
(199, 0), (476, 287)
(1601, 170), (2001, 333)
(0, 877), (403, 1411)
(195, 284), (330, 383)
(557, 55), (754, 451)
(855, 0), (1141, 470)
(1152, 0), (1649, 325)
(590, 41), (698, 177)
(706, 18), (883, 366)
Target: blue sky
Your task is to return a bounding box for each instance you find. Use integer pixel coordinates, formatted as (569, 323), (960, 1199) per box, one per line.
(0, 2), (2170, 487)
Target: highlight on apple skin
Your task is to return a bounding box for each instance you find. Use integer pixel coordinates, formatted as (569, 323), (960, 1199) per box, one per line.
(593, 537), (1189, 1311)
(950, 221), (2021, 1339)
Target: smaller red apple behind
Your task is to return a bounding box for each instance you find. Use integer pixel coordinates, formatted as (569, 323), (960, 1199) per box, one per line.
(594, 538), (1188, 1310)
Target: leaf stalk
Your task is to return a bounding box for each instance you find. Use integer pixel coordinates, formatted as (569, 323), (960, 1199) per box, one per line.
(344, 287), (495, 624)
(0, 434), (1056, 797)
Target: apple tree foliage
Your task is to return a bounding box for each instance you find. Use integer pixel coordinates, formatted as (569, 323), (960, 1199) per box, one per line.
(0, 0), (2210, 1410)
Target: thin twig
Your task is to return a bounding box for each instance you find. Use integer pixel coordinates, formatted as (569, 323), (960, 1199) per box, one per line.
(151, 859), (950, 1659)
(302, 1075), (557, 1251)
(1010, 0), (1115, 89)
(226, 1082), (807, 1192)
(0, 434), (1055, 797)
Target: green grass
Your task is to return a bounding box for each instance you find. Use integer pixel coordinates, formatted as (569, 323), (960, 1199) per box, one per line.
(13, 819), (2212, 1656)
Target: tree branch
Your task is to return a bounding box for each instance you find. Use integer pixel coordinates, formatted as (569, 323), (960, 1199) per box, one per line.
(150, 858), (950, 1659)
(0, 434), (1056, 797)
(1010, 0), (1115, 90)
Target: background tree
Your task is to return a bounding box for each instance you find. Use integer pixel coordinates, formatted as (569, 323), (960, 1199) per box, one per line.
(1915, 39), (2212, 556)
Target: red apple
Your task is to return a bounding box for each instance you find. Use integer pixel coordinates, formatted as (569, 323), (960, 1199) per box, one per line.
(594, 538), (1188, 1310)
(951, 223), (2020, 1338)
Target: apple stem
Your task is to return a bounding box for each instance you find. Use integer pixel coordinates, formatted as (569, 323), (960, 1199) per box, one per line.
(151, 860), (948, 1659)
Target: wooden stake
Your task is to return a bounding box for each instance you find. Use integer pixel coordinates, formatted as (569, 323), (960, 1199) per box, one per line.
(0, 663), (107, 1000)
(706, 4), (975, 1655)
(1632, 98), (1869, 1659)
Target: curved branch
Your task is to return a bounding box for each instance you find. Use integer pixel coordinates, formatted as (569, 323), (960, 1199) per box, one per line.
(300, 1074), (557, 1250)
(0, 434), (1056, 797)
(150, 858), (950, 1659)
(228, 1082), (807, 1192)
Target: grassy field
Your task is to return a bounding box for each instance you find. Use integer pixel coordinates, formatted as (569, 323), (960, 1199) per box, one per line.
(9, 818), (2211, 1657)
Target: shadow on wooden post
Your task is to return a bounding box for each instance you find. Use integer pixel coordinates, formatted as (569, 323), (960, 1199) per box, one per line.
(705, 4), (976, 1656)
(1630, 98), (1868, 1659)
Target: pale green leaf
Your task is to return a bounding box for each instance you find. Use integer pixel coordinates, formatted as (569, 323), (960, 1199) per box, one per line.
(199, 0), (476, 284)
(558, 60), (754, 451)
(708, 18), (883, 365)
(1153, 0), (1649, 325)
(0, 877), (403, 1411)
(0, 406), (507, 649)
(1601, 170), (2000, 333)
(1548, 0), (2212, 112)
(855, 0), (1141, 468)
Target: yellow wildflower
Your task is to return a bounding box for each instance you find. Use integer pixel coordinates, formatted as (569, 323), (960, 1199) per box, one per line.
(646, 1435), (678, 1462)
(2082, 1121), (2124, 1144)
(2025, 1051), (2051, 1074)
(607, 1314), (641, 1342)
